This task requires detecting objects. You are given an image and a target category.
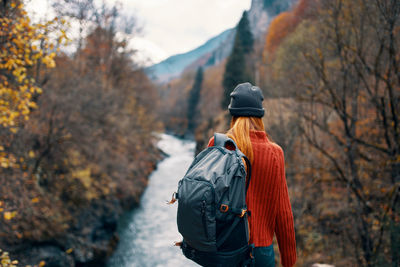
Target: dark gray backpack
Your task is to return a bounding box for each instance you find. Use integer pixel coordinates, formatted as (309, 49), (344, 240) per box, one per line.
(174, 133), (254, 267)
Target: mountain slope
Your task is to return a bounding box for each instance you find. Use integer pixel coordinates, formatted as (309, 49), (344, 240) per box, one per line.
(147, 0), (297, 83)
(146, 29), (232, 83)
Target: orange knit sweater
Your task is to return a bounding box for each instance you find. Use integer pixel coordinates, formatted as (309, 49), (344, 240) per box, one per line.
(208, 130), (297, 267)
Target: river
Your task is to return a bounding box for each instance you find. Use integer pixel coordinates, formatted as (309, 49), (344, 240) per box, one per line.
(107, 134), (199, 267)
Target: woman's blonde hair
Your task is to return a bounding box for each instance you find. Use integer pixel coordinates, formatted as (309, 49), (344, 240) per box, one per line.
(226, 116), (265, 164)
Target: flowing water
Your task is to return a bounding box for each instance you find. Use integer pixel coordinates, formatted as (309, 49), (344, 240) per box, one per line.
(107, 134), (199, 267)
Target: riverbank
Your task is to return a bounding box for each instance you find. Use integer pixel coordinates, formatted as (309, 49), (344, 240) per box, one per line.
(107, 134), (197, 267)
(2, 136), (164, 267)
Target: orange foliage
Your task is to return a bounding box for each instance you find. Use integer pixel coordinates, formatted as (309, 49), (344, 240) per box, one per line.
(266, 12), (296, 55)
(265, 0), (314, 55)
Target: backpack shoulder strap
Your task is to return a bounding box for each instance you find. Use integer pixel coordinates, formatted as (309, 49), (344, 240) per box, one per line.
(214, 133), (237, 149)
(242, 156), (252, 192)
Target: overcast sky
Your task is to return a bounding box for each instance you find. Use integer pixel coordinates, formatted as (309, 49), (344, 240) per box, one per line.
(26, 0), (251, 65)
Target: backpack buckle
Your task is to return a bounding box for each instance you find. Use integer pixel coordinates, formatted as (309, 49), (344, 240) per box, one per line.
(238, 209), (247, 218)
(220, 204), (229, 213)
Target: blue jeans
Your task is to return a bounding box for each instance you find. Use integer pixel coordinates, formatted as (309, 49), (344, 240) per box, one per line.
(254, 245), (275, 267)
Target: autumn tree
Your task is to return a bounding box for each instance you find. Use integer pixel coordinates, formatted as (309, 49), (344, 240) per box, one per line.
(265, 0), (315, 56)
(0, 1), (162, 264)
(265, 12), (295, 55)
(52, 0), (95, 54)
(0, 0), (67, 262)
(269, 0), (400, 265)
(0, 0), (67, 168)
(260, 0), (317, 98)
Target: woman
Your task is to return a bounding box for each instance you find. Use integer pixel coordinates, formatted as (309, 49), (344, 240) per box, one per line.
(208, 82), (297, 267)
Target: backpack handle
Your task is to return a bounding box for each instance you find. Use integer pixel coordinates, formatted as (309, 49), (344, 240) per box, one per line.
(214, 133), (237, 150)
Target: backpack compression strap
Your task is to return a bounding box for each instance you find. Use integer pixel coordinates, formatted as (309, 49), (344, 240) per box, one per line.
(213, 133), (253, 250)
(213, 133), (252, 192)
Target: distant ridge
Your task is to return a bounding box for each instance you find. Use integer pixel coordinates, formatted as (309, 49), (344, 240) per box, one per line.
(146, 29), (232, 83)
(146, 0), (298, 83)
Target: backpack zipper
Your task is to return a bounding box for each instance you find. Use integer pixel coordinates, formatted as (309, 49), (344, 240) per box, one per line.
(201, 200), (209, 240)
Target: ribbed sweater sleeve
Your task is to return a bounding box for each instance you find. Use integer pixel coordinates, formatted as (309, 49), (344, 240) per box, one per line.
(274, 147), (297, 267)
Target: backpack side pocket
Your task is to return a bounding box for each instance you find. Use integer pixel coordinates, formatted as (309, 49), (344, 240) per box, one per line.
(177, 178), (217, 252)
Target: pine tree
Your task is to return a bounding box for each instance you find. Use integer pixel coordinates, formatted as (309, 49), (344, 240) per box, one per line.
(236, 11), (253, 54)
(221, 11), (254, 109)
(222, 39), (246, 108)
(187, 67), (204, 133)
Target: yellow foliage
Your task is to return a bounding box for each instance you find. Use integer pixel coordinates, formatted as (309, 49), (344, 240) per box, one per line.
(3, 211), (17, 220)
(0, 0), (68, 168)
(72, 168), (92, 188)
(0, 249), (18, 267)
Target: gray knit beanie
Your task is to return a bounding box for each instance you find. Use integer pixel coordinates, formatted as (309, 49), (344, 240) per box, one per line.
(228, 82), (265, 117)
